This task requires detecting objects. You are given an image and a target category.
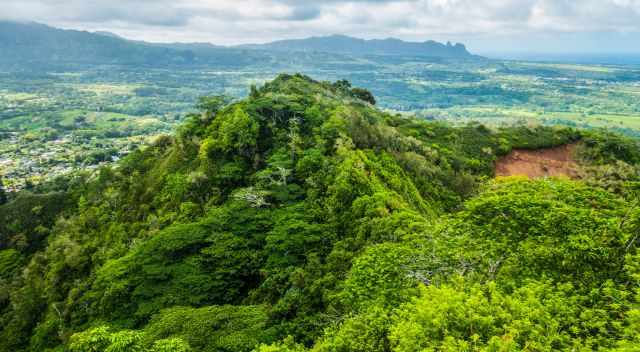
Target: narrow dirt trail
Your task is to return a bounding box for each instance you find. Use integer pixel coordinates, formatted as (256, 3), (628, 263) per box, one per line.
(495, 144), (579, 179)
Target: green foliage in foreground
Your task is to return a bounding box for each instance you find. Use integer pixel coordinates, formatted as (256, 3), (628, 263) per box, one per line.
(2, 74), (640, 352)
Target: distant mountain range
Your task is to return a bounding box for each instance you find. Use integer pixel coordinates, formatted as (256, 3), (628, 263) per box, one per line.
(240, 34), (474, 58)
(0, 21), (478, 70)
(0, 21), (199, 67)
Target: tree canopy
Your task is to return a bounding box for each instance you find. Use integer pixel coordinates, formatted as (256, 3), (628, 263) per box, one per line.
(1, 74), (639, 352)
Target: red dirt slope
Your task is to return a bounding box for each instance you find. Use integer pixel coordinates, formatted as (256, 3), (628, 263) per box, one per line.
(495, 144), (579, 179)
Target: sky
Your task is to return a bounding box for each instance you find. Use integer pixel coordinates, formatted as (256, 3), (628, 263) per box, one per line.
(2, 0), (640, 56)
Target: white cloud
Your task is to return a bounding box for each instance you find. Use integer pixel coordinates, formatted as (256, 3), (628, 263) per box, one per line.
(1, 0), (640, 52)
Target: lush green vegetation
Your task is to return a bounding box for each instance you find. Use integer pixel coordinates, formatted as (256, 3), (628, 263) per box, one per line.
(3, 49), (640, 190)
(2, 74), (640, 351)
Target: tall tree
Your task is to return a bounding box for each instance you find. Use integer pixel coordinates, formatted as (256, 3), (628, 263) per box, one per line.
(0, 176), (7, 205)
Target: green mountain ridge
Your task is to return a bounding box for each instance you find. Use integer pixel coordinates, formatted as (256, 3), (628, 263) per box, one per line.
(1, 74), (640, 351)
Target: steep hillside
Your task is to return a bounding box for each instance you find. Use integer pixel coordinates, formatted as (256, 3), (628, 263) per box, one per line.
(1, 75), (640, 352)
(495, 143), (579, 179)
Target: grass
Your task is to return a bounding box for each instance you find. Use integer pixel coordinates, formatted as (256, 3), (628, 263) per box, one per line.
(74, 83), (141, 96)
(519, 62), (618, 73)
(541, 112), (640, 128)
(1, 109), (169, 133)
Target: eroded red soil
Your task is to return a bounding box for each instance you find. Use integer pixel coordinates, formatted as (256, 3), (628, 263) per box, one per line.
(495, 144), (579, 179)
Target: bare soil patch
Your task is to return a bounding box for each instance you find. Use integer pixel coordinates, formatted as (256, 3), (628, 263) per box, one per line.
(495, 144), (579, 179)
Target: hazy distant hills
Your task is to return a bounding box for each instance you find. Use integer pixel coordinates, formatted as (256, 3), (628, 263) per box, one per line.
(0, 21), (478, 70)
(240, 34), (475, 58)
(0, 21), (280, 69)
(0, 21), (198, 67)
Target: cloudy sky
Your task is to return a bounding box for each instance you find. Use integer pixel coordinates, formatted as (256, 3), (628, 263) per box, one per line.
(2, 0), (640, 56)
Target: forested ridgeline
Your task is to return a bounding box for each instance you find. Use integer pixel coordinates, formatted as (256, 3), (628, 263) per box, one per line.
(2, 74), (640, 351)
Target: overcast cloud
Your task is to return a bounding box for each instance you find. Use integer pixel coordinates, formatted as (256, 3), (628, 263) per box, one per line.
(1, 0), (640, 54)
